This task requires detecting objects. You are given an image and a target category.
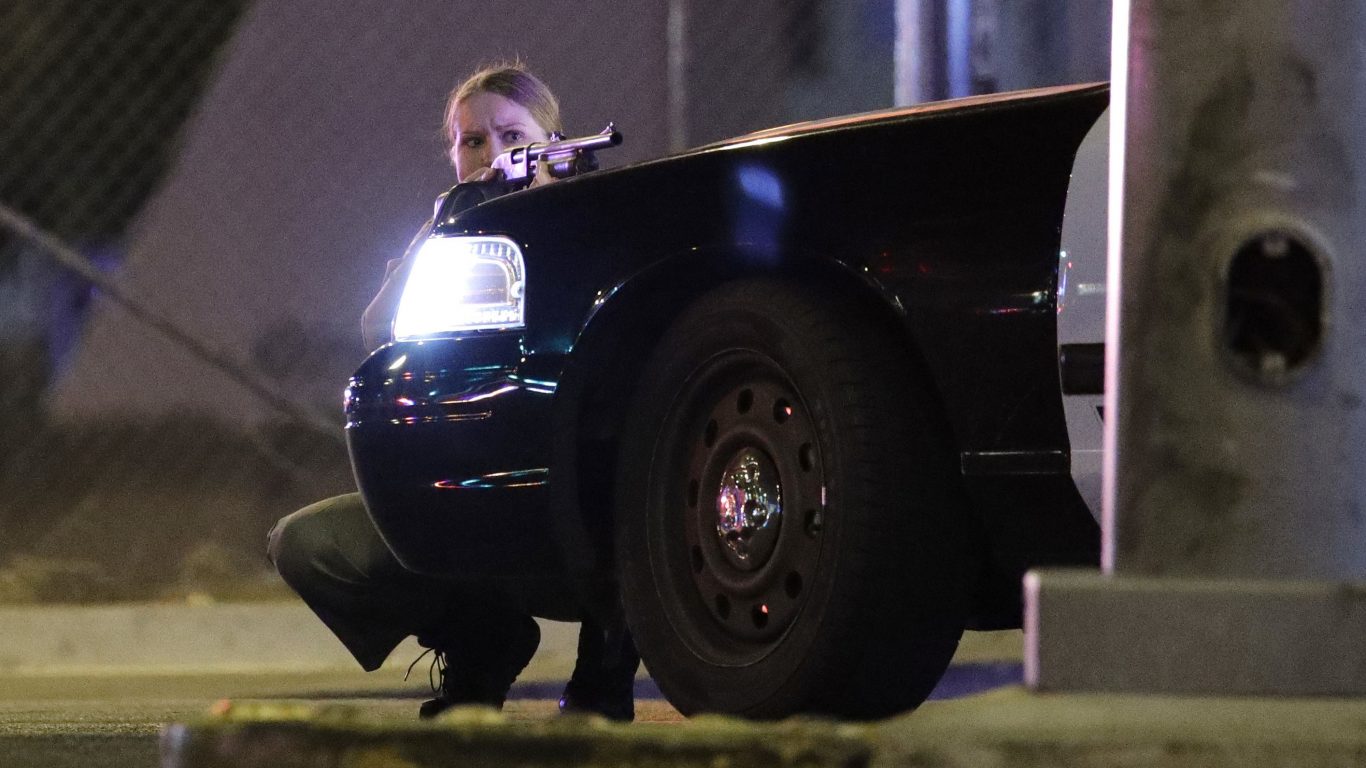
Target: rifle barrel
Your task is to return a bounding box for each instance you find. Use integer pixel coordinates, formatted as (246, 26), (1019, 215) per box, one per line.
(536, 126), (623, 159)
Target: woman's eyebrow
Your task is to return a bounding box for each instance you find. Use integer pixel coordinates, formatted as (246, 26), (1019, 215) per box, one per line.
(494, 121), (528, 131)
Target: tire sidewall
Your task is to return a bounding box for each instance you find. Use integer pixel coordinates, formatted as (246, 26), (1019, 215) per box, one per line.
(616, 280), (962, 718)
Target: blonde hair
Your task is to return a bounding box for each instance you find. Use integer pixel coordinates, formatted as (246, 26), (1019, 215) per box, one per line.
(443, 62), (562, 154)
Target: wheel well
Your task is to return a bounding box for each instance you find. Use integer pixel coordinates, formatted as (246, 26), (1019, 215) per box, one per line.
(554, 252), (960, 579)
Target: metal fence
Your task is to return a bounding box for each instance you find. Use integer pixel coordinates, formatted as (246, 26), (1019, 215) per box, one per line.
(0, 0), (280, 602)
(0, 0), (1105, 604)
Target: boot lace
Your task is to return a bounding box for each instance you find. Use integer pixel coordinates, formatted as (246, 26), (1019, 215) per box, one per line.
(404, 647), (448, 696)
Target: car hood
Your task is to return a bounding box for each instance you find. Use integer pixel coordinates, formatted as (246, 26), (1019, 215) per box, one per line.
(696, 82), (1108, 151)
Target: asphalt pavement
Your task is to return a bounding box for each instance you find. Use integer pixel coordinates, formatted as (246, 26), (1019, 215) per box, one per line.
(17, 602), (1366, 768)
(0, 601), (1025, 767)
(0, 670), (687, 768)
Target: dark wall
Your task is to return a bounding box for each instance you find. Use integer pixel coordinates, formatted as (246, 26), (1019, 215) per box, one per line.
(978, 0), (1112, 92)
(47, 0), (674, 427)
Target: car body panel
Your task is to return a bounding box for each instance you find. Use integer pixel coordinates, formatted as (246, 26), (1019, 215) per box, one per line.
(1058, 108), (1111, 520)
(345, 336), (561, 576)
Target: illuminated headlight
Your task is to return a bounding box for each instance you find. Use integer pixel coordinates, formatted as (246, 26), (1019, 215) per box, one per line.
(393, 235), (525, 339)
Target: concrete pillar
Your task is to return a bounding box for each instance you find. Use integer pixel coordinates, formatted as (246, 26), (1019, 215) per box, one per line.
(895, 0), (943, 104)
(1026, 0), (1366, 695)
(668, 0), (688, 152)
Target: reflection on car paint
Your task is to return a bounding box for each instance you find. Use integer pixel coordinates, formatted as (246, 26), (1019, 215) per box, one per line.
(434, 468), (550, 490)
(440, 383), (518, 404)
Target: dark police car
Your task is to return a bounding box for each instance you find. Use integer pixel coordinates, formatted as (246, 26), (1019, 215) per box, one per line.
(345, 82), (1111, 720)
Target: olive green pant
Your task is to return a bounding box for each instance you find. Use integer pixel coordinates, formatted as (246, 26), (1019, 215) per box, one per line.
(267, 492), (637, 699)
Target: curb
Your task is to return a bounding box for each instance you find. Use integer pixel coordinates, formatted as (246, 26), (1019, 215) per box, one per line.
(0, 602), (580, 679)
(161, 703), (871, 768)
(0, 602), (1024, 677)
(161, 689), (1366, 768)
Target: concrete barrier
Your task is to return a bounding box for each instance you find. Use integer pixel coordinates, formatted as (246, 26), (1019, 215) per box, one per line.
(161, 689), (1366, 768)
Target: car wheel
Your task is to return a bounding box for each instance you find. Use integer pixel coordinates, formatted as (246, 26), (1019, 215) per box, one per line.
(615, 279), (972, 720)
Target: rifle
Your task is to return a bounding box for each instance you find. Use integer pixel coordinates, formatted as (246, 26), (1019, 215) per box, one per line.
(492, 122), (623, 184)
(436, 123), (623, 220)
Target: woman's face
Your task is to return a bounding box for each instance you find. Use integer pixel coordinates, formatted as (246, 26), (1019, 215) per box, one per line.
(450, 90), (551, 181)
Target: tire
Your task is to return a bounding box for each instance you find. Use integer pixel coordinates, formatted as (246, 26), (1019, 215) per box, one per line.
(615, 279), (972, 720)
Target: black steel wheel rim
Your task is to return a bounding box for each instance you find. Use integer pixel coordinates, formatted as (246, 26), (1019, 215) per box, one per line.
(648, 350), (827, 666)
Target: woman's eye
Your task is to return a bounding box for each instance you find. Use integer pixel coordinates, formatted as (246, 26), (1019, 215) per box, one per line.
(503, 131), (525, 144)
(461, 136), (484, 148)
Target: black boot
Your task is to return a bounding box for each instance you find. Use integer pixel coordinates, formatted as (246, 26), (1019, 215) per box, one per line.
(558, 618), (639, 722)
(415, 609), (540, 719)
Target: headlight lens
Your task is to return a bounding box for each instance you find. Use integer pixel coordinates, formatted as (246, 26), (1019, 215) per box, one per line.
(393, 235), (525, 339)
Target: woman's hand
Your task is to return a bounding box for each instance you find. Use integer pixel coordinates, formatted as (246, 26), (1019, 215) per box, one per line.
(461, 166), (502, 184)
(528, 161), (556, 188)
(461, 161), (555, 188)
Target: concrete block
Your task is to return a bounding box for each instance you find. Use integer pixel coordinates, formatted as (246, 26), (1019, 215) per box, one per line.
(1025, 568), (1366, 694)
